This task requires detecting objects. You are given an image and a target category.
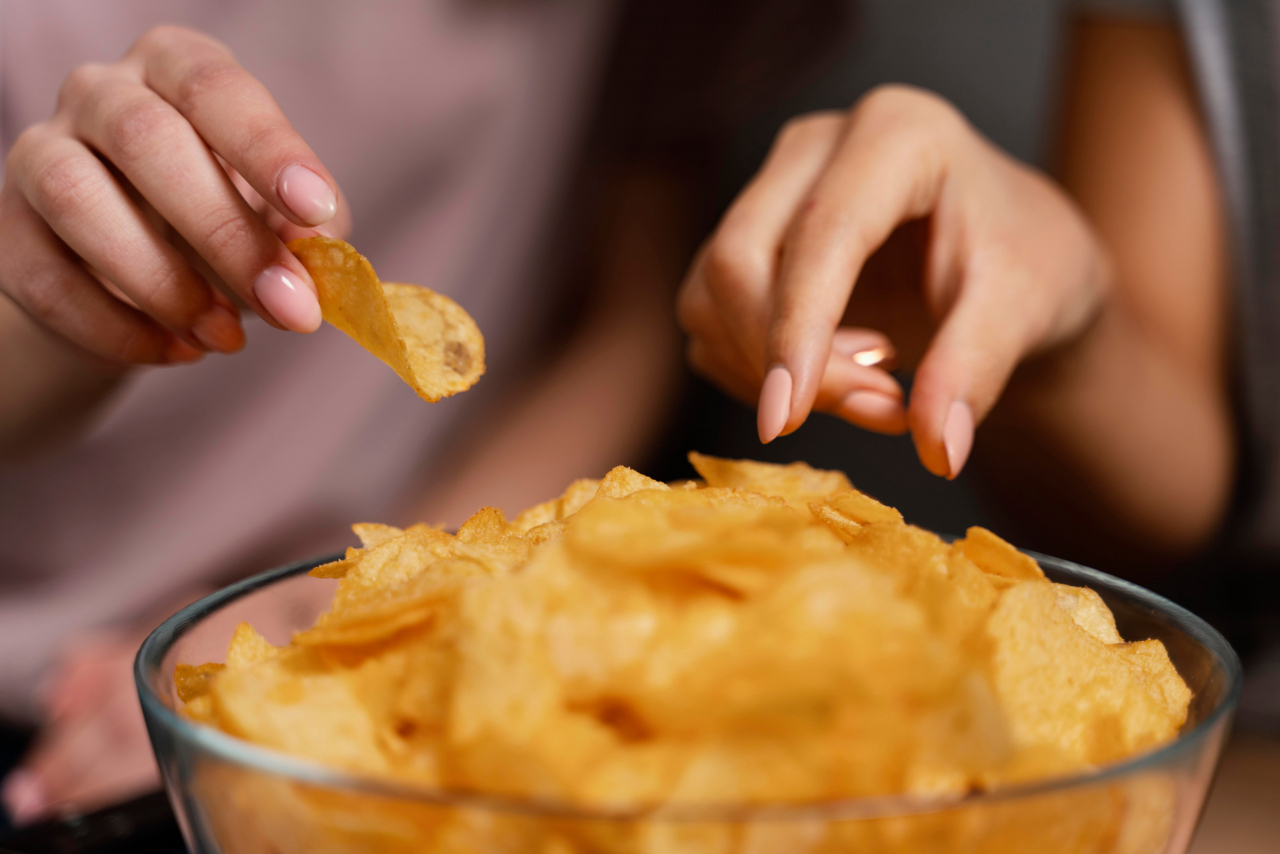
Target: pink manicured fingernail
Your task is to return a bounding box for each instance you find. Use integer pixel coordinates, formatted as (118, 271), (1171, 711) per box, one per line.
(191, 304), (245, 354)
(943, 400), (974, 479)
(254, 266), (321, 333)
(758, 365), (792, 443)
(838, 389), (907, 433)
(278, 165), (337, 226)
(2, 769), (48, 826)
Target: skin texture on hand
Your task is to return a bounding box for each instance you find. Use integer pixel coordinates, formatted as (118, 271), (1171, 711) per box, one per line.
(0, 24), (352, 461)
(0, 22), (357, 359)
(677, 84), (1110, 480)
(679, 17), (1233, 561)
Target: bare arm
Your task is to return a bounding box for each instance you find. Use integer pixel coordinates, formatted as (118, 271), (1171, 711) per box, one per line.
(978, 17), (1233, 563)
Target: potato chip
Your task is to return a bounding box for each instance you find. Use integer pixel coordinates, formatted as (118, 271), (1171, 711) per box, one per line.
(1053, 583), (1123, 644)
(352, 523), (407, 549)
(184, 451), (1191, 839)
(954, 526), (1046, 583)
(175, 662), (225, 702)
(987, 582), (1182, 766)
(288, 237), (484, 401)
(687, 451), (850, 511)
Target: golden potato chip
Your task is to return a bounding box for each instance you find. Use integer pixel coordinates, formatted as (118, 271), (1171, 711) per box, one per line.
(352, 522), (406, 549)
(296, 562), (485, 647)
(309, 546), (361, 579)
(511, 478), (602, 532)
(954, 526), (1046, 583)
(227, 623), (280, 668)
(288, 237), (484, 402)
(186, 451), (1192, 838)
(175, 662), (225, 702)
(212, 651), (393, 776)
(456, 507), (512, 544)
(687, 451), (851, 510)
(1115, 639), (1192, 723)
(987, 582), (1181, 766)
(595, 466), (669, 499)
(822, 490), (903, 525)
(1053, 583), (1123, 644)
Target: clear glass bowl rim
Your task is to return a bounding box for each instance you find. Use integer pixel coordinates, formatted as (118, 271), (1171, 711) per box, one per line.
(135, 548), (1243, 824)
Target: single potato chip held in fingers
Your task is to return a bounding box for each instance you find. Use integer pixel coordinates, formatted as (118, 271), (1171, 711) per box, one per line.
(288, 237), (485, 401)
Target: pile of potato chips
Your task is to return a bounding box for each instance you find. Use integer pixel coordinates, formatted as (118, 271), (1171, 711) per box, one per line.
(179, 453), (1189, 819)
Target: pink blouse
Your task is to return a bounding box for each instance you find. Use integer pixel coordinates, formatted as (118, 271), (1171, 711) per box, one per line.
(0, 0), (615, 721)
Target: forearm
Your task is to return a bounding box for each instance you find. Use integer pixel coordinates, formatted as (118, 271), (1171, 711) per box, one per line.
(979, 294), (1233, 562)
(974, 16), (1234, 565)
(0, 295), (127, 464)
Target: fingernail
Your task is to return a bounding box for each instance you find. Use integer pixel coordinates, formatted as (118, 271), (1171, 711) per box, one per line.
(165, 337), (205, 363)
(943, 400), (974, 479)
(758, 365), (792, 443)
(279, 165), (337, 227)
(2, 769), (48, 826)
(191, 305), (245, 354)
(838, 389), (906, 432)
(254, 266), (321, 333)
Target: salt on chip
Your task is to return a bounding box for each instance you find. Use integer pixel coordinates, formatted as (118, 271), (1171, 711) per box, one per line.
(288, 237), (484, 401)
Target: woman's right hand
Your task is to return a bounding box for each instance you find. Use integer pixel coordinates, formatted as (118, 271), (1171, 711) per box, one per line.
(0, 25), (351, 366)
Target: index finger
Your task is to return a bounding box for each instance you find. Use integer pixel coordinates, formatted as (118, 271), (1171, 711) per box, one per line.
(130, 25), (339, 228)
(767, 86), (957, 435)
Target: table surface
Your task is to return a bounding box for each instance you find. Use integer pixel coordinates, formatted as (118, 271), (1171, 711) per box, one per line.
(1188, 731), (1280, 854)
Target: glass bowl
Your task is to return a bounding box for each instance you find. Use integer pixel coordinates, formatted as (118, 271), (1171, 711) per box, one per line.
(136, 550), (1241, 854)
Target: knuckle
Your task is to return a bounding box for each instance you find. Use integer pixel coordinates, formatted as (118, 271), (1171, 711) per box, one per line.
(238, 115), (295, 168)
(198, 208), (258, 263)
(132, 24), (207, 58)
(27, 152), (101, 224)
(674, 282), (705, 334)
(775, 111), (844, 149)
(6, 125), (42, 175)
(14, 261), (74, 327)
(131, 264), (203, 325)
(57, 64), (108, 111)
(174, 58), (245, 112)
(855, 84), (965, 145)
(111, 323), (166, 364)
(702, 234), (766, 303)
(101, 96), (180, 161)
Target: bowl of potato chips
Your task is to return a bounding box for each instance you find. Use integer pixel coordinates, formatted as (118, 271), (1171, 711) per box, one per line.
(136, 455), (1240, 854)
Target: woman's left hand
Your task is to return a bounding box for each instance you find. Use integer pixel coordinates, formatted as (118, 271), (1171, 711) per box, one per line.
(2, 631), (158, 824)
(677, 85), (1111, 477)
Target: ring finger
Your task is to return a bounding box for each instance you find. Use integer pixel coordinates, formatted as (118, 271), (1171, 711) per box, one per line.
(72, 72), (318, 333)
(11, 122), (244, 353)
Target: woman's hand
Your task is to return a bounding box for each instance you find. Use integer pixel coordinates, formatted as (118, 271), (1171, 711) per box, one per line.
(0, 24), (351, 367)
(1, 632), (158, 823)
(677, 85), (1111, 478)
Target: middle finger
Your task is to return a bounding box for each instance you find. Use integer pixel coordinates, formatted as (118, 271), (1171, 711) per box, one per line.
(73, 72), (320, 332)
